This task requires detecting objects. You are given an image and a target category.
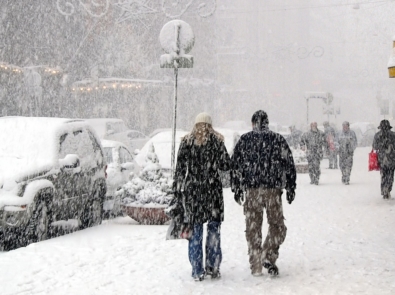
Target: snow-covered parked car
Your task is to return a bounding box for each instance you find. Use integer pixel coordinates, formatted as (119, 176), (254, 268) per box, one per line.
(84, 118), (149, 151)
(101, 140), (140, 218)
(0, 117), (107, 250)
(135, 130), (189, 172)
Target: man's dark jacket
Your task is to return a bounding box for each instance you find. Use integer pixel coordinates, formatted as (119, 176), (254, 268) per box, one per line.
(230, 126), (297, 193)
(172, 133), (231, 224)
(373, 130), (395, 168)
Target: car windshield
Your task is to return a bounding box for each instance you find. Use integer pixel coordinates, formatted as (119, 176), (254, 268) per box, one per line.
(103, 147), (113, 163)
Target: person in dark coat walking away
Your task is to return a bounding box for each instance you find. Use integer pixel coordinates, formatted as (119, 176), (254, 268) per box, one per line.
(300, 122), (325, 185)
(323, 121), (339, 169)
(172, 112), (231, 281)
(338, 121), (358, 185)
(372, 119), (395, 199)
(231, 110), (296, 277)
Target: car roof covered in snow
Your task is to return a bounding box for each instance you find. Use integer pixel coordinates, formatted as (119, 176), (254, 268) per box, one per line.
(84, 118), (128, 138)
(101, 139), (128, 149)
(135, 130), (189, 169)
(0, 116), (92, 182)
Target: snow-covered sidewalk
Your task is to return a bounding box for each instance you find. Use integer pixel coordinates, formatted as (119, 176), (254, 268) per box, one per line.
(1, 147), (394, 295)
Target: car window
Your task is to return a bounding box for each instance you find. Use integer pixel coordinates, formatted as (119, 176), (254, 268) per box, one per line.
(59, 132), (79, 158)
(103, 147), (113, 164)
(59, 129), (101, 169)
(119, 147), (133, 164)
(128, 131), (145, 139)
(87, 130), (103, 157)
(74, 130), (97, 168)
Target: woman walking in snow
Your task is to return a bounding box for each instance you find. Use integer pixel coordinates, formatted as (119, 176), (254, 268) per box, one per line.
(172, 112), (231, 281)
(373, 119), (395, 199)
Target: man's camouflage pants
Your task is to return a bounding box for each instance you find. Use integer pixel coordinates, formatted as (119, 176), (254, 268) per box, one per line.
(244, 188), (287, 274)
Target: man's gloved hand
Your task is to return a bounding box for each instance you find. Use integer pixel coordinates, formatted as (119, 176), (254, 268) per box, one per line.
(234, 190), (244, 205)
(286, 189), (295, 204)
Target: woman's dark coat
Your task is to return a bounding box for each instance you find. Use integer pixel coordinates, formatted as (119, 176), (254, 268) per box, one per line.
(373, 130), (395, 168)
(172, 133), (231, 225)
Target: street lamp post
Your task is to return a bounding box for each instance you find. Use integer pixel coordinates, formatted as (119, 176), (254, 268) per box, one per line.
(159, 20), (194, 176)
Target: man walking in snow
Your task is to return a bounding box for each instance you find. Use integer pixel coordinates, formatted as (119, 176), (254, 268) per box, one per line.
(338, 121), (357, 185)
(230, 110), (296, 277)
(300, 122), (325, 185)
(372, 119), (395, 199)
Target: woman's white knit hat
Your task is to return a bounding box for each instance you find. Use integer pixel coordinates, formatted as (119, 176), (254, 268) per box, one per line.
(195, 112), (212, 125)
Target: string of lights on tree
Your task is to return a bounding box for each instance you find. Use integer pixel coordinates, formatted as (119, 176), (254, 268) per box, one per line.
(0, 62), (62, 75)
(71, 78), (164, 92)
(72, 83), (143, 92)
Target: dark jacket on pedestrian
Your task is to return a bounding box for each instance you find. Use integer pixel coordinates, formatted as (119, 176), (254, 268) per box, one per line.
(338, 129), (357, 156)
(172, 124), (231, 225)
(230, 118), (296, 193)
(300, 130), (325, 160)
(373, 129), (395, 168)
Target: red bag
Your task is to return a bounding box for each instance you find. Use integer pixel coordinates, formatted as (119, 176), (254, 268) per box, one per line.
(369, 150), (380, 171)
(327, 134), (335, 151)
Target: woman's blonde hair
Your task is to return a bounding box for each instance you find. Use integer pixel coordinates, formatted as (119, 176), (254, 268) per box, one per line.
(184, 122), (224, 146)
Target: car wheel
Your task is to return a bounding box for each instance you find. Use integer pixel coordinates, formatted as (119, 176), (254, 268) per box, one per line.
(90, 199), (102, 226)
(27, 200), (49, 243)
(81, 188), (104, 229)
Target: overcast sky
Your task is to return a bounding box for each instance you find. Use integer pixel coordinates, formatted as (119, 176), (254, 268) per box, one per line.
(216, 0), (395, 128)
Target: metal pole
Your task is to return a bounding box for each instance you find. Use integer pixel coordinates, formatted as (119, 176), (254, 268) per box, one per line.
(171, 67), (178, 177)
(171, 23), (181, 178)
(306, 97), (309, 126)
(327, 101), (330, 122)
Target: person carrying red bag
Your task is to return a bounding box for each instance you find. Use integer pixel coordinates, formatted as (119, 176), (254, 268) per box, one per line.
(372, 119), (395, 199)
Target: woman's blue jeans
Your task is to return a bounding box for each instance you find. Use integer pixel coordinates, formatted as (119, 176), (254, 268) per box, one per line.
(188, 221), (222, 277)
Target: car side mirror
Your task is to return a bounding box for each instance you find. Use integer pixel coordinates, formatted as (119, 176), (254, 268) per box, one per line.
(133, 149), (140, 156)
(59, 154), (80, 169)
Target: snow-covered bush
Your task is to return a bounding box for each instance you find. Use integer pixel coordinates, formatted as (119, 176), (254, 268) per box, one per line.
(117, 143), (173, 207)
(291, 147), (308, 164)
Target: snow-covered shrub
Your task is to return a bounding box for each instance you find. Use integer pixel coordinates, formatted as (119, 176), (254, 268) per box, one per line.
(291, 147), (308, 164)
(117, 143), (173, 207)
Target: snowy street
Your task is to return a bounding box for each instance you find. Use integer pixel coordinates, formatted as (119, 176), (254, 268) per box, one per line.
(1, 147), (394, 295)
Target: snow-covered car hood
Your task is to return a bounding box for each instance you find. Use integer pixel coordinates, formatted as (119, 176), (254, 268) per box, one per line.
(0, 157), (54, 190)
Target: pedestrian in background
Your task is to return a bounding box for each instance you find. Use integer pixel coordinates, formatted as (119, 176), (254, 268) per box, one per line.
(288, 125), (303, 149)
(231, 110), (296, 277)
(372, 119), (395, 199)
(338, 121), (357, 185)
(172, 112), (231, 281)
(323, 121), (339, 169)
(300, 122), (325, 185)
